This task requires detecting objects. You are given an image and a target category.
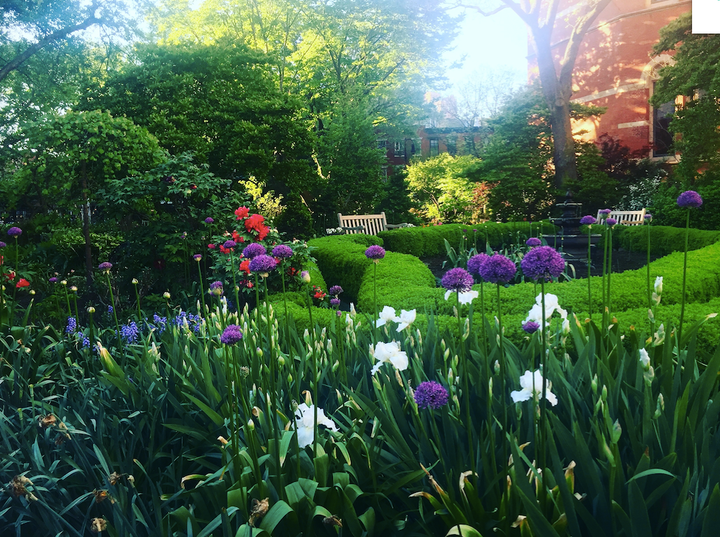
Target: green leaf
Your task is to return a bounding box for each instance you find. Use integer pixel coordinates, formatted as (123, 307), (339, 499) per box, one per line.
(446, 524), (484, 536)
(184, 393), (224, 427)
(701, 484), (720, 537)
(626, 469), (676, 484)
(259, 500), (294, 534)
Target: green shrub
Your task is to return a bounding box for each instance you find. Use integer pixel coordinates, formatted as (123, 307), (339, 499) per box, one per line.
(612, 225), (720, 256)
(377, 221), (557, 258)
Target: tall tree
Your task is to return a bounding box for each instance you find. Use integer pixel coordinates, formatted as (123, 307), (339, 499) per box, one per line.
(8, 111), (161, 285)
(457, 0), (612, 187)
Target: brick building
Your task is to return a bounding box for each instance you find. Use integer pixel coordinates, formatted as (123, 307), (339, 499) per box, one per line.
(528, 0), (691, 159)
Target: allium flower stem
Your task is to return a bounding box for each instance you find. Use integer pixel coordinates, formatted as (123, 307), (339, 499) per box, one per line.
(64, 286), (72, 318)
(11, 236), (18, 320)
(280, 262), (289, 337)
(229, 251), (240, 320)
(601, 227), (608, 324)
(134, 283), (142, 320)
(607, 226), (613, 317)
(72, 293), (79, 323)
(646, 222), (652, 311)
(264, 280), (283, 500)
(373, 262), (378, 343)
(497, 284), (508, 484)
(458, 290), (476, 482)
(539, 279), (549, 507)
(679, 209), (690, 342)
(105, 272), (122, 350)
(196, 262), (206, 315)
(587, 226), (593, 319)
(88, 308), (94, 346)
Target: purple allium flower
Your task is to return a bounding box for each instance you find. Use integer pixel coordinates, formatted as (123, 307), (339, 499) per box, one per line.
(223, 240), (237, 250)
(49, 277), (58, 283)
(414, 381), (449, 410)
(0, 241), (6, 248)
(677, 190), (703, 208)
(193, 254), (202, 262)
(330, 298), (341, 307)
(220, 324), (243, 345)
(204, 217), (214, 224)
(271, 244), (293, 259)
(579, 215), (596, 225)
(441, 267), (474, 293)
(466, 253), (489, 276)
(644, 213), (653, 221)
(521, 246), (565, 281)
(478, 254), (517, 284)
(599, 209), (612, 215)
(606, 218), (617, 226)
(526, 237), (542, 247)
(300, 270), (311, 283)
(249, 254), (276, 274)
(242, 243), (266, 259)
(365, 245), (386, 260)
(522, 321), (540, 334)
(65, 317), (77, 334)
(98, 262), (113, 271)
(329, 285), (343, 296)
(209, 281), (224, 296)
(7, 227), (21, 237)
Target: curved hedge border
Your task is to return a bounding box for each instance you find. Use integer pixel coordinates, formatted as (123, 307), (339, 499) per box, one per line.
(377, 222), (556, 258)
(281, 225), (720, 349)
(611, 225), (720, 257)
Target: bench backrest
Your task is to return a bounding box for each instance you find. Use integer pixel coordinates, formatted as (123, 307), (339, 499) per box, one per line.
(338, 212), (388, 235)
(596, 209), (646, 226)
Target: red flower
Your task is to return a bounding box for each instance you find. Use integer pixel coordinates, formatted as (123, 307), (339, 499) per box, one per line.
(256, 225), (270, 241)
(239, 259), (251, 275)
(0, 255), (3, 266)
(313, 287), (326, 300)
(16, 278), (30, 288)
(238, 237), (245, 243)
(287, 267), (298, 277)
(235, 206), (249, 220)
(246, 280), (254, 288)
(208, 243), (216, 249)
(232, 230), (241, 243)
(5, 271), (15, 281)
(220, 245), (230, 254)
(190, 184), (197, 190)
(244, 214), (265, 232)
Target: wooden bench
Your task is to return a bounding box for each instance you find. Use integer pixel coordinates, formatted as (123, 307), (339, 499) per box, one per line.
(596, 209), (646, 226)
(338, 212), (409, 235)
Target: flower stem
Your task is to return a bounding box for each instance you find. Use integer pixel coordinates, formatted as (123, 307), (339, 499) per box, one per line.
(539, 280), (548, 508)
(607, 226), (613, 317)
(458, 291), (475, 482)
(646, 222), (652, 310)
(197, 261), (206, 316)
(106, 273), (122, 350)
(373, 262), (378, 343)
(587, 227), (592, 319)
(264, 281), (283, 500)
(679, 209), (690, 343)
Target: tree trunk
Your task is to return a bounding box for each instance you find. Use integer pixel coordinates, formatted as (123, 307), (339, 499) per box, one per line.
(81, 162), (93, 288)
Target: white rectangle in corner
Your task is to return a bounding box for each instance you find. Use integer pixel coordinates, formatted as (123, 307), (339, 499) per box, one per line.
(693, 0), (720, 34)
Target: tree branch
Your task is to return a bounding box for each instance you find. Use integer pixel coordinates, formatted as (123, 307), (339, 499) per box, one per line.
(558, 0), (612, 88)
(453, 3), (509, 18)
(0, 9), (103, 85)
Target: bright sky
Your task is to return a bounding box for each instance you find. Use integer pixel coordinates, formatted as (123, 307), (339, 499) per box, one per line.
(441, 7), (528, 93)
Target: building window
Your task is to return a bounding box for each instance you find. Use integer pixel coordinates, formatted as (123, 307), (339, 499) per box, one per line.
(446, 135), (457, 156)
(377, 139), (387, 150)
(429, 139), (439, 157)
(464, 135), (476, 155)
(652, 83), (674, 157)
(393, 141), (404, 158)
(381, 166), (389, 181)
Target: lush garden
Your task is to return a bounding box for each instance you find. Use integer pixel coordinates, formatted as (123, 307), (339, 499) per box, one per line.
(2, 190), (720, 537)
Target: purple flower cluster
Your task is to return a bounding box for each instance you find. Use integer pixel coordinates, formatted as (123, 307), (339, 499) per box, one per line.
(65, 317), (77, 334)
(249, 254), (276, 274)
(204, 217), (214, 224)
(599, 209), (612, 215)
(209, 281), (224, 296)
(478, 254), (516, 284)
(365, 245), (386, 260)
(0, 241), (6, 248)
(466, 253), (489, 276)
(677, 190), (703, 208)
(223, 240), (237, 250)
(193, 254), (202, 262)
(414, 381), (449, 410)
(522, 321), (540, 334)
(271, 244), (293, 258)
(579, 215), (596, 225)
(220, 324), (243, 345)
(151, 314), (168, 335)
(49, 277), (58, 283)
(329, 285), (343, 296)
(644, 213), (653, 221)
(7, 227), (22, 237)
(121, 321), (140, 344)
(606, 218), (617, 226)
(98, 262), (113, 271)
(526, 237), (542, 247)
(173, 311), (204, 332)
(441, 267), (474, 292)
(243, 243), (266, 259)
(330, 298), (341, 307)
(521, 246), (565, 281)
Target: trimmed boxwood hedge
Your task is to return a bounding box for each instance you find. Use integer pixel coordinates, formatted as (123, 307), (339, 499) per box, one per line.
(281, 224), (720, 351)
(376, 221), (557, 258)
(611, 225), (720, 257)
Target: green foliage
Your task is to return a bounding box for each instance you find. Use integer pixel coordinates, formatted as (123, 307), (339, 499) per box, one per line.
(80, 40), (317, 195)
(376, 169), (419, 226)
(653, 12), (720, 181)
(650, 178), (720, 231)
(276, 193), (315, 240)
(612, 225), (720, 257)
(405, 153), (482, 223)
(377, 222), (557, 258)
